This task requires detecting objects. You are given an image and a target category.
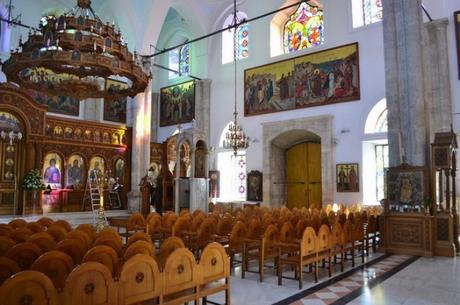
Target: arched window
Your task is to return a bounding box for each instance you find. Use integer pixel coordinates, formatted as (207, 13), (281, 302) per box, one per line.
(222, 12), (249, 64)
(283, 1), (324, 54)
(351, 0), (383, 28)
(364, 98), (387, 134)
(168, 43), (190, 79)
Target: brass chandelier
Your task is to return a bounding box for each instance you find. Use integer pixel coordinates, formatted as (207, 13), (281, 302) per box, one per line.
(2, 0), (149, 100)
(222, 0), (249, 156)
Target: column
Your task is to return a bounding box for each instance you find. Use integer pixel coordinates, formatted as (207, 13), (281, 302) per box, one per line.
(195, 79), (212, 142)
(383, 0), (427, 166)
(174, 144), (181, 214)
(151, 92), (160, 142)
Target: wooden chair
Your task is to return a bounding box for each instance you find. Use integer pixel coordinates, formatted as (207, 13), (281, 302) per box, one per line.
(0, 223), (13, 237)
(215, 215), (233, 244)
(8, 218), (27, 229)
(242, 224), (280, 282)
(247, 218), (264, 240)
(146, 211), (161, 223)
(341, 220), (355, 267)
(127, 231), (152, 247)
(295, 218), (307, 239)
(199, 243), (231, 305)
(6, 242), (43, 270)
(0, 257), (20, 285)
(160, 248), (200, 305)
(63, 262), (116, 305)
(31, 250), (74, 290)
(118, 254), (161, 305)
(172, 216), (191, 243)
(96, 227), (120, 240)
(0, 270), (57, 305)
(83, 245), (120, 278)
(27, 232), (56, 252)
(124, 212), (147, 243)
(54, 219), (73, 232)
(94, 235), (123, 256)
(37, 217), (55, 228)
(10, 227), (33, 243)
(330, 222), (345, 272)
(26, 221), (45, 233)
(47, 225), (68, 242)
(352, 218), (365, 263)
(366, 215), (379, 253)
(55, 238), (87, 265)
(278, 227), (318, 289)
(75, 224), (96, 242)
(124, 240), (156, 261)
(160, 212), (178, 239)
(225, 221), (247, 271)
(67, 230), (92, 250)
(155, 236), (185, 271)
(0, 236), (15, 256)
(146, 213), (162, 243)
(189, 218), (216, 256)
(316, 224), (332, 278)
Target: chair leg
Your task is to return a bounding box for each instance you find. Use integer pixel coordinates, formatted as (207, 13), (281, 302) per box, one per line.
(259, 257), (264, 282)
(242, 251), (246, 279)
(351, 247), (355, 267)
(299, 263), (303, 289)
(278, 261), (282, 286)
(314, 261), (318, 283)
(340, 252), (344, 272)
(328, 256), (332, 277)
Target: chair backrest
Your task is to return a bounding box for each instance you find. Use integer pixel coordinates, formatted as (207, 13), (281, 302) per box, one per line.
(190, 213), (205, 232)
(162, 248), (199, 296)
(0, 224), (13, 237)
(295, 218), (307, 239)
(46, 225), (68, 242)
(196, 218), (216, 247)
(262, 224), (279, 251)
(63, 262), (116, 305)
(228, 221), (247, 249)
(330, 222), (343, 247)
(124, 240), (156, 261)
(55, 238), (87, 265)
(67, 230), (92, 250)
(317, 224), (331, 251)
(10, 227), (33, 243)
(342, 220), (353, 244)
(54, 220), (73, 232)
(247, 218), (263, 239)
(118, 254), (161, 305)
(162, 213), (178, 230)
(127, 231), (152, 247)
(0, 257), (20, 285)
(31, 250), (74, 290)
(27, 221), (45, 233)
(83, 245), (119, 277)
(94, 235), (123, 256)
(300, 227), (317, 257)
(96, 227), (119, 240)
(37, 217), (55, 228)
(367, 215), (377, 233)
(75, 224), (96, 242)
(279, 222), (296, 243)
(199, 242), (230, 283)
(156, 237), (185, 270)
(172, 216), (191, 238)
(27, 232), (56, 252)
(146, 214), (162, 236)
(352, 218), (364, 241)
(216, 216), (233, 236)
(8, 218), (27, 229)
(0, 236), (15, 256)
(6, 242), (43, 270)
(0, 270), (57, 305)
(127, 212), (147, 231)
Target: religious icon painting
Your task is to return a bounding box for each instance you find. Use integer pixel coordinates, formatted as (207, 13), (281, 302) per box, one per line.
(160, 80), (196, 127)
(247, 170), (263, 201)
(89, 156), (105, 181)
(114, 158), (125, 184)
(336, 163), (359, 192)
(104, 78), (128, 123)
(42, 153), (63, 189)
(66, 154), (85, 189)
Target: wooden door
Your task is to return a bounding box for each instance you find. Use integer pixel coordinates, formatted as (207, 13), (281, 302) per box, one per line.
(286, 142), (322, 209)
(0, 140), (22, 214)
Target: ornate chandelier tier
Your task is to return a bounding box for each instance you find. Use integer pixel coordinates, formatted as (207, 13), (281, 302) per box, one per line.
(2, 0), (149, 100)
(222, 0), (250, 156)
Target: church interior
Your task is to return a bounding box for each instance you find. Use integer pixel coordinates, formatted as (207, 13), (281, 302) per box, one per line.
(0, 0), (459, 304)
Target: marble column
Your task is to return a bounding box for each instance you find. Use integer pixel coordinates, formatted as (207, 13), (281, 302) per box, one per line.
(195, 79), (212, 142)
(151, 92), (159, 142)
(383, 0), (428, 167)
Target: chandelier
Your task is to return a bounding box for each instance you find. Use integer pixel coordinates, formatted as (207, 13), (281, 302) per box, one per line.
(0, 130), (22, 145)
(2, 0), (149, 100)
(222, 0), (249, 156)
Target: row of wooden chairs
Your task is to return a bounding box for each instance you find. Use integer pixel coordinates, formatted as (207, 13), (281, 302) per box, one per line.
(0, 242), (230, 305)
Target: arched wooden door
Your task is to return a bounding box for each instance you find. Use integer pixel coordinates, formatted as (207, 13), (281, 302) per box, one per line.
(286, 142), (322, 209)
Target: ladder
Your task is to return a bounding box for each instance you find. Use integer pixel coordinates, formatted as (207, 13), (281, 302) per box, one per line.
(82, 169), (107, 225)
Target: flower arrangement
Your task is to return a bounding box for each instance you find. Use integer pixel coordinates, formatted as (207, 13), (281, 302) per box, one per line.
(22, 169), (46, 191)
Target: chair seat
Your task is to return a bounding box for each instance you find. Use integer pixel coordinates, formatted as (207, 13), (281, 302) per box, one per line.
(162, 288), (197, 305)
(200, 279), (228, 297)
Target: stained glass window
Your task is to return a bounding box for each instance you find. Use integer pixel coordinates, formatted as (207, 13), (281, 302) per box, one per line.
(284, 2), (324, 54)
(222, 12), (249, 64)
(179, 44), (190, 76)
(352, 0), (383, 28)
(168, 48), (179, 79)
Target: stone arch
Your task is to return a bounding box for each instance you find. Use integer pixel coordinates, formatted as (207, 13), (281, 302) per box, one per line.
(262, 115), (334, 206)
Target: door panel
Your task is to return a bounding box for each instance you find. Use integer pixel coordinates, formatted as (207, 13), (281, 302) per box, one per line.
(286, 142), (322, 209)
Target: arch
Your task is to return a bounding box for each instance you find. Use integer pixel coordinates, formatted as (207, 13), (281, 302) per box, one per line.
(222, 11), (249, 64)
(351, 0), (383, 28)
(364, 98), (387, 134)
(218, 121), (234, 149)
(270, 0), (323, 57)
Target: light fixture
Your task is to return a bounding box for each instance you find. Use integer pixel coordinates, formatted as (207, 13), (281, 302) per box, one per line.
(2, 0), (149, 100)
(0, 130), (22, 145)
(222, 0), (249, 156)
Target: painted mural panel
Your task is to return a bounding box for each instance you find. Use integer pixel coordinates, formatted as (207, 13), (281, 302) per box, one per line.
(42, 153), (63, 189)
(104, 79), (128, 123)
(26, 89), (80, 116)
(244, 43), (360, 116)
(160, 80), (195, 127)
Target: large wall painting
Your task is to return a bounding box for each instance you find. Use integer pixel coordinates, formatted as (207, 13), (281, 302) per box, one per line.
(26, 89), (80, 116)
(104, 79), (128, 123)
(244, 42), (360, 116)
(160, 80), (195, 127)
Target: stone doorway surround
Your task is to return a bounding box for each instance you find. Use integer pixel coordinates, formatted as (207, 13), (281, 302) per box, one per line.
(262, 115), (334, 206)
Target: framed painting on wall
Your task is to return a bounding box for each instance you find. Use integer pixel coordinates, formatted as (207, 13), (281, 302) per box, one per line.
(336, 163), (359, 192)
(26, 89), (80, 116)
(104, 79), (128, 123)
(244, 42), (360, 116)
(385, 164), (428, 213)
(209, 170), (220, 198)
(455, 11), (460, 79)
(247, 170), (263, 201)
(160, 80), (195, 127)
(42, 153), (63, 189)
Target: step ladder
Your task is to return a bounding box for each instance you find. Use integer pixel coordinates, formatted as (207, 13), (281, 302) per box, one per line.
(82, 169), (107, 225)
